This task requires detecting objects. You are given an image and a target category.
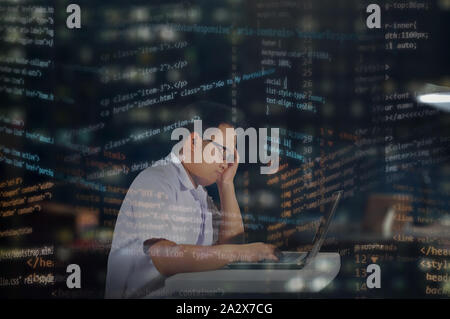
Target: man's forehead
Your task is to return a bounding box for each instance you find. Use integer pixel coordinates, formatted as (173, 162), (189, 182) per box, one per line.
(215, 124), (236, 144)
(218, 122), (234, 129)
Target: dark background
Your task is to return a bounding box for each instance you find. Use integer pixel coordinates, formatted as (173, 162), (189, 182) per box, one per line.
(1, 0), (450, 298)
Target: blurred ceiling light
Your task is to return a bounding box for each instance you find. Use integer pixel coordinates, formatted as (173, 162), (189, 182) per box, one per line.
(258, 190), (277, 207)
(418, 93), (450, 104)
(438, 0), (450, 10)
(214, 8), (229, 22)
(416, 83), (450, 111)
(137, 26), (152, 41)
(188, 8), (202, 22)
(167, 69), (181, 82)
(160, 26), (177, 41)
(131, 7), (148, 21)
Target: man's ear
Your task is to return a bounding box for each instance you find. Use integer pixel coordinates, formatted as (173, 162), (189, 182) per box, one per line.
(182, 132), (195, 149)
(190, 131), (201, 145)
(184, 131), (202, 163)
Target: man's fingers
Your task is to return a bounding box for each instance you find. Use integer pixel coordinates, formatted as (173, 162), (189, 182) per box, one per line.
(240, 243), (282, 262)
(273, 247), (282, 259)
(265, 245), (280, 261)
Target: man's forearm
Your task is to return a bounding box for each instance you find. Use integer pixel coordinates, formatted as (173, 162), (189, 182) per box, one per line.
(148, 240), (237, 276)
(217, 183), (244, 244)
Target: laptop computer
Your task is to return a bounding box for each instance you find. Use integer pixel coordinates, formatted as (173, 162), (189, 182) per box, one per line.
(226, 190), (343, 269)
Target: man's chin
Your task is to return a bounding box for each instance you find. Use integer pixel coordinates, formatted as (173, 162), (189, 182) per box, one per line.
(196, 176), (216, 187)
(204, 179), (217, 187)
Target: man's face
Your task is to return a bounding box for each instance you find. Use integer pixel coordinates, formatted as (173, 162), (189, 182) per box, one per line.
(184, 123), (236, 186)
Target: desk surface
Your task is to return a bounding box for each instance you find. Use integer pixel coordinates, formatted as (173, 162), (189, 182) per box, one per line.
(155, 252), (340, 297)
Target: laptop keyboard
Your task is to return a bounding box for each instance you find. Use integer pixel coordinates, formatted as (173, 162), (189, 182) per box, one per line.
(225, 251), (308, 269)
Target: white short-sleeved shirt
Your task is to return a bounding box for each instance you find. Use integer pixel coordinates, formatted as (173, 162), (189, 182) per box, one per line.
(105, 153), (221, 298)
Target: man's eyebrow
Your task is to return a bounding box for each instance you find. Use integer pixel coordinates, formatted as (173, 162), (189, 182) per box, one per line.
(207, 139), (233, 154)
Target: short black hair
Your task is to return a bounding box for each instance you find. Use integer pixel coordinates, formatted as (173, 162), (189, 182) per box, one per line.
(179, 100), (245, 132)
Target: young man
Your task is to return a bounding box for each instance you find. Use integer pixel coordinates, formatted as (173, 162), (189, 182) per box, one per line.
(105, 104), (279, 298)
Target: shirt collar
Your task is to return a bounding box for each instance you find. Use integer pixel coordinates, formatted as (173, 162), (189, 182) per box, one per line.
(169, 152), (200, 192)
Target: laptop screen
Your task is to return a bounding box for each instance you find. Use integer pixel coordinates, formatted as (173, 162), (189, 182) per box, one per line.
(303, 190), (343, 264)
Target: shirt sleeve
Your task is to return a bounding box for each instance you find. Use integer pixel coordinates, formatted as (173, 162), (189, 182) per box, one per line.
(112, 168), (188, 255)
(106, 167), (181, 298)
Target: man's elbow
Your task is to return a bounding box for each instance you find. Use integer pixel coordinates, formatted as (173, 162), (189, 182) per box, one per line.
(147, 240), (180, 277)
(152, 259), (176, 277)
